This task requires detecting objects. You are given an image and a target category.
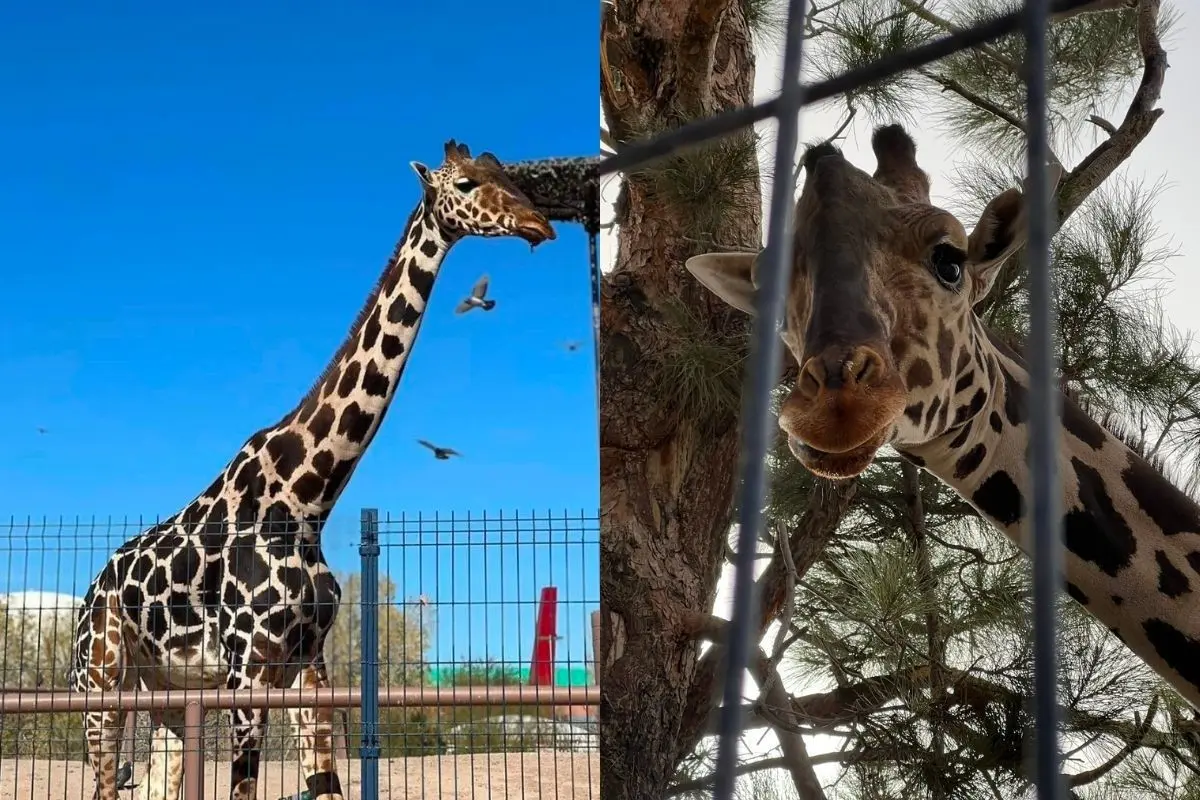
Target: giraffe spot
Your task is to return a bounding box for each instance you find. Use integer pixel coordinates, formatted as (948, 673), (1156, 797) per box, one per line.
(292, 472), (324, 506)
(130, 554), (154, 583)
(171, 546), (202, 585)
(408, 262), (436, 300)
(1156, 550), (1192, 598)
(948, 421), (974, 449)
(311, 572), (341, 631)
(1063, 457), (1136, 577)
(1122, 449), (1200, 536)
(1187, 552), (1200, 577)
(387, 294), (421, 327)
(167, 591), (203, 627)
(954, 443), (987, 480)
(419, 239), (439, 258)
(1062, 400), (1108, 450)
(296, 394), (319, 426)
(308, 772), (343, 800)
(146, 566), (169, 596)
(268, 480), (282, 495)
(956, 348), (970, 374)
(361, 306), (382, 349)
(924, 396), (942, 431)
(120, 585), (143, 616)
(905, 359), (933, 389)
(308, 405), (336, 442)
(380, 333), (405, 359)
(336, 362), (362, 399)
(1143, 617), (1200, 688)
(971, 470), (1025, 526)
(146, 602), (169, 639)
(228, 535), (270, 588)
(250, 586), (283, 614)
(904, 402), (924, 426)
(265, 431), (307, 481)
(936, 320), (954, 377)
(312, 450), (334, 477)
(1000, 366), (1027, 426)
(951, 388), (987, 428)
(989, 411), (1003, 433)
(1110, 627), (1126, 644)
(1065, 582), (1089, 605)
(953, 370), (975, 395)
(336, 402), (375, 443)
(322, 458), (355, 503)
(208, 499), (229, 531)
(1111, 595), (1124, 606)
(382, 258), (406, 294)
(361, 360), (390, 397)
(202, 476), (224, 499)
(233, 459), (265, 498)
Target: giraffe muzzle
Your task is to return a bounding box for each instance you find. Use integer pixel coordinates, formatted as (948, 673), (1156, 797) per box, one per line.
(516, 216), (556, 247)
(778, 344), (909, 478)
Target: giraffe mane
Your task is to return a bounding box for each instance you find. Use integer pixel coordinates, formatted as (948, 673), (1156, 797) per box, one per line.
(985, 323), (1196, 500)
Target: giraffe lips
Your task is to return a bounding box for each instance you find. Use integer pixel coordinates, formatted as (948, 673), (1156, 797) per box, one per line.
(517, 219), (556, 246)
(788, 428), (889, 479)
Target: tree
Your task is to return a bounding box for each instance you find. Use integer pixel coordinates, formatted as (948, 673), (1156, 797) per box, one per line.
(599, 0), (1172, 798)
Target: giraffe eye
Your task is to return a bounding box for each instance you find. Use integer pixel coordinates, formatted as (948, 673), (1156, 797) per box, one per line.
(454, 178), (479, 193)
(929, 243), (966, 288)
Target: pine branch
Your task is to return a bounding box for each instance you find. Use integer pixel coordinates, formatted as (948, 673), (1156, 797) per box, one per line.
(751, 653), (830, 800)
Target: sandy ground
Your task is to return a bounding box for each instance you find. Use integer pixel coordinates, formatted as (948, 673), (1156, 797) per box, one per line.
(0, 754), (600, 799)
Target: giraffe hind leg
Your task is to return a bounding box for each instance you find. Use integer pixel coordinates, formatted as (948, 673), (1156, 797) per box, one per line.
(289, 659), (344, 800)
(79, 595), (129, 800)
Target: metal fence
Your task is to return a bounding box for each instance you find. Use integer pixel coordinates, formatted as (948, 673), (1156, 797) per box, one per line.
(599, 0), (1088, 797)
(0, 508), (599, 800)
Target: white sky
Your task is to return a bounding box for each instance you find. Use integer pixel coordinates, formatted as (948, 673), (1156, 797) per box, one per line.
(599, 6), (1199, 793)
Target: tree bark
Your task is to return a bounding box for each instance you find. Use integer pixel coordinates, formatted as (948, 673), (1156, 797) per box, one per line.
(599, 1), (759, 797)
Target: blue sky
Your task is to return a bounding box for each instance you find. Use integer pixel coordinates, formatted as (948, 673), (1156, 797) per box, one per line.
(0, 2), (598, 670)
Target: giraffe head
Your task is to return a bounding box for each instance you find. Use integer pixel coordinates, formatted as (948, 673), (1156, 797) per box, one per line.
(409, 140), (556, 246)
(687, 124), (1057, 479)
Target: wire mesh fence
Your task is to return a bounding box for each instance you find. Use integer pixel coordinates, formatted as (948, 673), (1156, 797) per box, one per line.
(599, 0), (1090, 798)
(0, 509), (599, 800)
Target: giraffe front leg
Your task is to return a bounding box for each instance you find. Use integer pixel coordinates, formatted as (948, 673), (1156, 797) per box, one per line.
(83, 709), (125, 800)
(229, 706), (268, 800)
(143, 709), (187, 800)
(288, 661), (344, 800)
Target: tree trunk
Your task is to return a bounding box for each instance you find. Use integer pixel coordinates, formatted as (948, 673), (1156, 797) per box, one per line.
(599, 1), (759, 798)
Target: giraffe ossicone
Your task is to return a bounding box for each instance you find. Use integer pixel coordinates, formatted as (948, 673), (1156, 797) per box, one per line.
(687, 123), (1200, 710)
(68, 139), (554, 800)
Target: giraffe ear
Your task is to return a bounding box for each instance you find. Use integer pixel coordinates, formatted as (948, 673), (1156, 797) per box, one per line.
(685, 252), (760, 316)
(410, 161), (433, 188)
(967, 187), (1026, 305)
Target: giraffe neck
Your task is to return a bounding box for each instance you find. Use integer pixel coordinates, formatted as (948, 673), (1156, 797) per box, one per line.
(899, 320), (1200, 706)
(255, 197), (455, 516)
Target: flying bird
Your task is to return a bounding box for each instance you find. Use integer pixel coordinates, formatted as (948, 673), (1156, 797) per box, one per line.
(36, 427), (48, 435)
(562, 340), (582, 352)
(417, 439), (462, 460)
(454, 274), (496, 314)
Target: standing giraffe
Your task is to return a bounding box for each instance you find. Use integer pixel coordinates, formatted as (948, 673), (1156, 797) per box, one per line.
(685, 124), (1200, 710)
(68, 140), (556, 800)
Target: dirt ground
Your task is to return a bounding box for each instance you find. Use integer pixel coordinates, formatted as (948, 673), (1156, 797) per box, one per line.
(0, 754), (600, 799)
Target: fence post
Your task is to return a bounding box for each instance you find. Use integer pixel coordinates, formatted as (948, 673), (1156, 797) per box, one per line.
(359, 508), (381, 800)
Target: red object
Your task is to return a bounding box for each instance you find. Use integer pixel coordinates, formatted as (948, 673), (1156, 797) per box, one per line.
(529, 586), (558, 686)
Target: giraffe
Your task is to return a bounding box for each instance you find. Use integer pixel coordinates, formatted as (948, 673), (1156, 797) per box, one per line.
(685, 123), (1200, 711)
(67, 140), (556, 800)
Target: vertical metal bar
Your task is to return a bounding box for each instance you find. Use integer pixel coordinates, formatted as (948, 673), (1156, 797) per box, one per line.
(713, 1), (810, 798)
(182, 700), (204, 800)
(1022, 0), (1064, 796)
(359, 508), (382, 800)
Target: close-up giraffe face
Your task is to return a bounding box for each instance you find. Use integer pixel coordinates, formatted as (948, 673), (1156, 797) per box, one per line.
(410, 140), (556, 246)
(687, 125), (1030, 479)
